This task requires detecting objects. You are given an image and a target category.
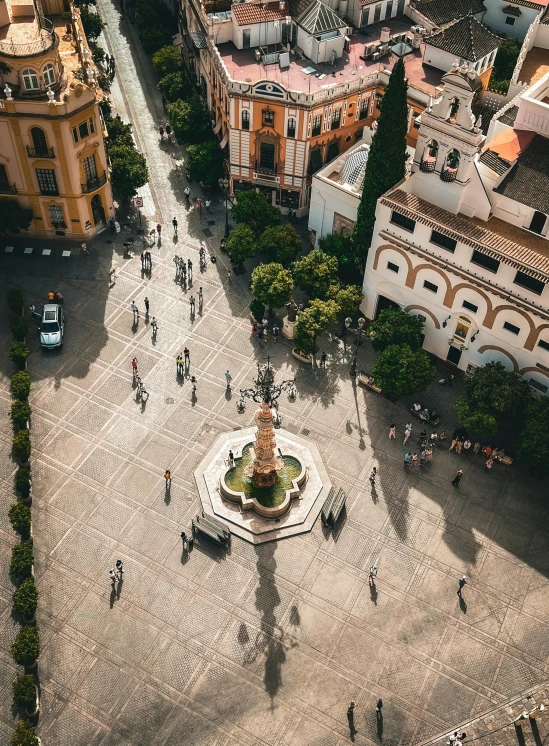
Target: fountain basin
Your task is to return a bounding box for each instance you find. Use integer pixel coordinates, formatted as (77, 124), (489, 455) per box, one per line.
(220, 443), (307, 518)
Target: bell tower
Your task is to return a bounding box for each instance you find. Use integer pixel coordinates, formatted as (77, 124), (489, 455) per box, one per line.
(411, 61), (485, 215)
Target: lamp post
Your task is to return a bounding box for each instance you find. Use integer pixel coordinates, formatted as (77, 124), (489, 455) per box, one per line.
(345, 316), (366, 377)
(218, 175), (230, 239)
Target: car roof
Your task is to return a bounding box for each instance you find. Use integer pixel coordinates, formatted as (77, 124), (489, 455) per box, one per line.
(43, 304), (60, 312)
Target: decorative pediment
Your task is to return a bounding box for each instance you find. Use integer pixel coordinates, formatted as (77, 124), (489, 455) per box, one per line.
(253, 82), (287, 100)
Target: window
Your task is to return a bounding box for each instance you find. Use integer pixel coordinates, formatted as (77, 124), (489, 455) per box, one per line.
(43, 63), (55, 86)
(72, 118), (95, 143)
(514, 270), (545, 296)
(359, 98), (369, 120)
(390, 210), (415, 232)
(326, 140), (339, 162)
(462, 300), (478, 313)
(83, 153), (98, 184)
(36, 168), (58, 195)
(430, 230), (456, 253)
(243, 28), (251, 48)
(0, 164), (8, 186)
(312, 115), (322, 137)
(331, 109), (341, 130)
(361, 6), (370, 25)
(503, 321), (520, 335)
(471, 249), (500, 273)
(287, 117), (296, 138)
(423, 280), (438, 293)
(262, 109), (274, 126)
(309, 147), (322, 174)
(259, 142), (275, 171)
(505, 15), (515, 24)
(22, 69), (39, 91)
(537, 339), (549, 352)
(529, 379), (548, 394)
(529, 210), (547, 235)
(241, 110), (249, 130)
(48, 204), (65, 227)
(373, 3), (382, 21)
(387, 261), (399, 273)
(30, 127), (49, 157)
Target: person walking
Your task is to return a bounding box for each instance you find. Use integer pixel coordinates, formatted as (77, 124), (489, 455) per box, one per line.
(184, 347), (190, 367)
(404, 452), (412, 468)
(189, 296), (195, 314)
(151, 317), (158, 337)
(457, 575), (467, 596)
(369, 467), (377, 487)
(156, 223), (162, 242)
(320, 351), (327, 368)
(388, 423), (396, 439)
(159, 124), (164, 140)
(144, 296), (150, 315)
(369, 566), (378, 585)
(104, 53), (110, 70)
(198, 287), (203, 309)
(115, 559), (124, 576)
(131, 357), (138, 378)
(463, 439), (472, 456)
(452, 469), (464, 487)
(455, 438), (463, 455)
(228, 449), (235, 467)
(165, 124), (172, 142)
(272, 325), (279, 342)
(172, 217), (178, 235)
(176, 354), (184, 376)
(164, 469), (172, 488)
(187, 259), (193, 282)
(161, 94), (167, 112)
(131, 300), (139, 320)
(184, 186), (190, 205)
(410, 453), (418, 468)
(449, 436), (458, 452)
(225, 370), (232, 388)
(205, 199), (211, 213)
(109, 568), (118, 586)
(473, 441), (481, 455)
(110, 55), (116, 76)
(403, 424), (412, 445)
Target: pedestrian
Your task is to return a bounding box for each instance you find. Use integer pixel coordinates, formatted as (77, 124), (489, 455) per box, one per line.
(187, 259), (193, 281)
(320, 351), (327, 368)
(181, 531), (188, 550)
(81, 241), (89, 255)
(156, 223), (161, 240)
(184, 347), (190, 367)
(404, 452), (412, 468)
(376, 699), (383, 718)
(430, 432), (438, 447)
(473, 441), (481, 455)
(176, 354), (183, 376)
(368, 566), (378, 585)
(273, 325), (279, 342)
(151, 317), (158, 336)
(457, 575), (467, 596)
(439, 431), (446, 444)
(172, 217), (178, 235)
(205, 199), (211, 213)
(110, 55), (115, 76)
(388, 423), (396, 439)
(449, 436), (457, 452)
(463, 439), (471, 456)
(109, 568), (118, 586)
(161, 94), (167, 112)
(410, 453), (418, 468)
(225, 370), (232, 388)
(403, 424), (412, 445)
(227, 269), (231, 282)
(190, 295), (195, 313)
(131, 357), (138, 377)
(191, 375), (197, 394)
(104, 52), (110, 69)
(347, 701), (357, 738)
(115, 559), (124, 576)
(456, 438), (463, 455)
(485, 458), (494, 472)
(164, 469), (172, 488)
(131, 300), (139, 319)
(228, 449), (235, 467)
(184, 186), (190, 205)
(258, 328), (264, 348)
(252, 323), (257, 337)
(165, 124), (172, 142)
(159, 124), (164, 140)
(369, 466), (377, 486)
(144, 296), (150, 314)
(55, 291), (64, 305)
(452, 469), (463, 487)
(140, 252), (145, 268)
(198, 286), (203, 308)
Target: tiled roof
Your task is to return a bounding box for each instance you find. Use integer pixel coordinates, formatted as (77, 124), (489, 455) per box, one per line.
(381, 188), (549, 280)
(297, 0), (345, 34)
(231, 1), (288, 25)
(502, 3), (522, 14)
(494, 134), (549, 214)
(497, 104), (519, 125)
(190, 30), (207, 48)
(411, 0), (485, 27)
(471, 102), (497, 134)
(509, 0), (549, 7)
(479, 149), (511, 175)
(484, 127), (535, 162)
(425, 16), (501, 61)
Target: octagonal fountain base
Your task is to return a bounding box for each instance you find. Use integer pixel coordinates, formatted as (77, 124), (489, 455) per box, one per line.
(194, 427), (331, 544)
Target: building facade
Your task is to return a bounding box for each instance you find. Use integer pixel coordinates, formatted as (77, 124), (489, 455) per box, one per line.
(0, 0), (113, 240)
(361, 63), (549, 394)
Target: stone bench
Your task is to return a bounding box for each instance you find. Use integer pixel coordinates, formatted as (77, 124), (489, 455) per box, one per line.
(321, 487), (346, 528)
(192, 512), (230, 547)
(358, 371), (382, 394)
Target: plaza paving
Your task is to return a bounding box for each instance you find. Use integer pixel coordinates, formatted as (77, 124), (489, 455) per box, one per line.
(1, 4), (549, 745)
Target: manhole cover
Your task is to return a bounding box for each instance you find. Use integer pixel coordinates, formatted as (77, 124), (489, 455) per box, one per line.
(165, 397), (175, 404)
(202, 229), (213, 237)
(301, 428), (310, 436)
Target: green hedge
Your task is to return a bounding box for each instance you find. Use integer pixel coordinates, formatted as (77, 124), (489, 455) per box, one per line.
(13, 429), (31, 463)
(10, 372), (31, 401)
(7, 288), (24, 314)
(15, 467), (31, 499)
(10, 401), (30, 429)
(13, 579), (38, 619)
(10, 315), (29, 341)
(11, 625), (40, 667)
(12, 674), (36, 709)
(8, 502), (31, 537)
(10, 542), (34, 580)
(11, 720), (39, 746)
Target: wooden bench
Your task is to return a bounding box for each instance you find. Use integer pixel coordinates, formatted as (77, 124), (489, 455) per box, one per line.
(321, 487), (346, 528)
(358, 371), (382, 394)
(192, 512), (230, 547)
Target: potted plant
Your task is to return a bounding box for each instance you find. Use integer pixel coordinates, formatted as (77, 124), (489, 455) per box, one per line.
(10, 542), (34, 581)
(7, 288), (25, 315)
(13, 430), (31, 465)
(10, 315), (29, 342)
(15, 468), (32, 502)
(9, 341), (30, 370)
(11, 720), (40, 746)
(249, 298), (265, 324)
(9, 502), (31, 539)
(13, 579), (38, 623)
(10, 371), (31, 401)
(13, 674), (39, 716)
(11, 625), (40, 669)
(10, 401), (31, 430)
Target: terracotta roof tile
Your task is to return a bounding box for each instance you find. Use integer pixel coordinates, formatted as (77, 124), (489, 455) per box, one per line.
(232, 1), (288, 26)
(425, 15), (501, 61)
(411, 0), (485, 27)
(494, 134), (549, 214)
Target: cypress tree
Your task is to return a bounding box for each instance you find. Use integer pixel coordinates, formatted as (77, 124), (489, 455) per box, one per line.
(353, 58), (409, 264)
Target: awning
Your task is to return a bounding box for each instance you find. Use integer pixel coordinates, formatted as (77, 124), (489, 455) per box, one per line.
(213, 119), (222, 134)
(190, 31), (207, 49)
(220, 131), (229, 149)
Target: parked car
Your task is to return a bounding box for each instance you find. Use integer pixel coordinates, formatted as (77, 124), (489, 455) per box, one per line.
(39, 304), (64, 349)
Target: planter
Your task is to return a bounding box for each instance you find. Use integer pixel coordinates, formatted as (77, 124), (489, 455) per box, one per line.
(292, 349), (313, 364)
(19, 487), (32, 505)
(24, 659), (38, 671)
(26, 685), (40, 717)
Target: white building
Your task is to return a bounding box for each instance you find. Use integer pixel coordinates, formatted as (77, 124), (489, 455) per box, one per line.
(360, 62), (549, 394)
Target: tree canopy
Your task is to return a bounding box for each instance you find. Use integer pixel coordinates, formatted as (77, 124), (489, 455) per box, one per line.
(292, 249), (338, 300)
(293, 299), (339, 356)
(79, 7), (105, 40)
(259, 224), (301, 264)
(158, 71), (187, 103)
(368, 307), (424, 351)
(168, 98), (210, 144)
(231, 190), (281, 235)
(0, 201), (33, 235)
(352, 57), (408, 264)
(319, 232), (358, 280)
(109, 144), (149, 200)
(185, 141), (224, 185)
(152, 45), (181, 76)
(518, 397), (549, 477)
(226, 224), (256, 267)
(251, 262), (294, 311)
(373, 344), (436, 399)
(106, 115), (134, 147)
(334, 284), (363, 318)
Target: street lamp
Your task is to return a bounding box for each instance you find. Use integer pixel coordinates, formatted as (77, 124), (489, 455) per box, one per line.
(218, 176), (230, 239)
(345, 317), (366, 377)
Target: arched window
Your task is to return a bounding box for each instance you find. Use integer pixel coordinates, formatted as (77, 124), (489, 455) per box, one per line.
(441, 149), (460, 181)
(31, 127), (47, 151)
(43, 63), (55, 86)
(420, 139), (438, 172)
(22, 69), (40, 91)
(287, 117), (296, 138)
(449, 97), (460, 120)
(241, 110), (249, 130)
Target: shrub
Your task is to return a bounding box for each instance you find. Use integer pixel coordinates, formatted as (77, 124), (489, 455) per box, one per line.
(99, 97), (112, 119)
(9, 502), (31, 537)
(91, 45), (105, 65)
(10, 542), (34, 580)
(13, 579), (38, 619)
(11, 720), (39, 746)
(13, 430), (31, 463)
(79, 6), (105, 40)
(12, 674), (36, 709)
(97, 72), (112, 92)
(7, 288), (25, 314)
(15, 467), (31, 499)
(251, 262), (294, 311)
(11, 625), (40, 667)
(10, 401), (30, 429)
(10, 371), (31, 400)
(9, 341), (29, 370)
(10, 315), (28, 341)
(249, 298), (265, 321)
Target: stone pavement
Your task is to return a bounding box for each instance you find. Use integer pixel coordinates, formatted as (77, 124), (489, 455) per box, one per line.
(1, 5), (549, 746)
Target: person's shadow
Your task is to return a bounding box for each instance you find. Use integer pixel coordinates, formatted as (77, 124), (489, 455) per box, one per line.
(225, 387), (232, 401)
(131, 318), (139, 334)
(371, 484), (378, 504)
(165, 482), (171, 504)
(459, 595), (467, 614)
(109, 585), (117, 608)
(369, 582), (378, 606)
(116, 576), (123, 599)
(376, 709), (384, 740)
(191, 389), (197, 406)
(347, 709), (357, 742)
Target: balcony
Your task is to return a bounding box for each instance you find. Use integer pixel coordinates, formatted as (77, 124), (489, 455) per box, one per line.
(39, 187), (59, 196)
(81, 173), (107, 193)
(0, 17), (57, 58)
(0, 183), (17, 195)
(440, 167), (458, 182)
(420, 155), (436, 173)
(254, 162), (276, 176)
(27, 146), (55, 158)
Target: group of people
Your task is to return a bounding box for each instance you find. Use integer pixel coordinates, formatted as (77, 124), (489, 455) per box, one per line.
(47, 289), (63, 305)
(173, 255), (193, 287)
(131, 358), (148, 400)
(251, 320), (279, 347)
(411, 402), (439, 424)
(140, 251), (153, 271)
(108, 559), (124, 586)
(158, 123), (173, 142)
(103, 53), (116, 78)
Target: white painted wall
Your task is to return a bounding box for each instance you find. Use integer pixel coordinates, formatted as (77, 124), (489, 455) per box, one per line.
(482, 0), (539, 40)
(309, 176), (359, 242)
(232, 18), (283, 49)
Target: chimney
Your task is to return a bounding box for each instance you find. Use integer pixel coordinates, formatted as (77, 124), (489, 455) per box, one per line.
(279, 0), (285, 10)
(380, 26), (390, 43)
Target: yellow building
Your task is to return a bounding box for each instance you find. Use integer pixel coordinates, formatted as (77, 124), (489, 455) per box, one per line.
(0, 0), (113, 239)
